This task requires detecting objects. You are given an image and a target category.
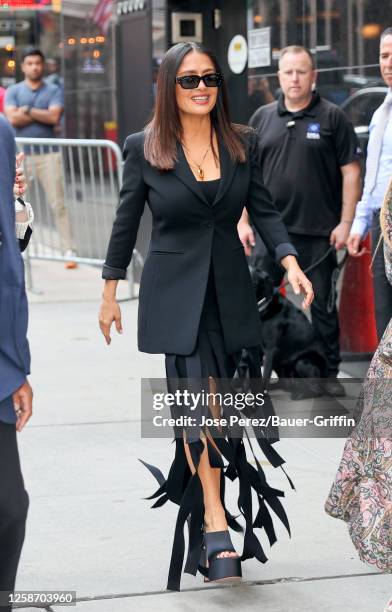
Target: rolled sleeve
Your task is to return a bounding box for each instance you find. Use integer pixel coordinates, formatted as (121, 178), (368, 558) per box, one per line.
(275, 242), (298, 262)
(351, 216), (370, 238)
(102, 264), (127, 280)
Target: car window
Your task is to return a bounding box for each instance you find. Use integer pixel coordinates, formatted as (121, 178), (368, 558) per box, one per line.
(343, 92), (386, 127)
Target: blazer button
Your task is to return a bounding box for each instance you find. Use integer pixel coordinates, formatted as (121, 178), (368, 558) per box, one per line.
(205, 222), (213, 228)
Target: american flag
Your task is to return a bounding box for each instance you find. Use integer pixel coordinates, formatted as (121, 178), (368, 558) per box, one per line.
(92, 0), (113, 34)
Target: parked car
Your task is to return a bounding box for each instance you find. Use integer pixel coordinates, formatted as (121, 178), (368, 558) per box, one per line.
(341, 86), (387, 137)
(340, 86), (387, 159)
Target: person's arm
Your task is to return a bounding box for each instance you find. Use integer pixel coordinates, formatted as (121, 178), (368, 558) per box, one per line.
(4, 87), (33, 127)
(28, 104), (62, 126)
(99, 134), (147, 343)
(330, 161), (361, 249)
(347, 171), (375, 256)
(5, 104), (34, 127)
(347, 190), (374, 257)
(279, 255), (313, 309)
(245, 134), (313, 309)
(14, 152), (26, 197)
(12, 152), (33, 251)
(330, 107), (366, 253)
(40, 85), (64, 125)
(29, 85), (64, 126)
(100, 280), (122, 345)
(337, 108), (379, 256)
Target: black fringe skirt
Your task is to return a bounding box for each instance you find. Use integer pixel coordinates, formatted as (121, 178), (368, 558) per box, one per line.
(141, 265), (294, 591)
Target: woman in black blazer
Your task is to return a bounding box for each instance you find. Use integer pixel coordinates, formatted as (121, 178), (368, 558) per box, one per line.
(99, 42), (313, 591)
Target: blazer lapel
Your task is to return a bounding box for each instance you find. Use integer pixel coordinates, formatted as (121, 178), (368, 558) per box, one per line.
(171, 138), (238, 207)
(212, 137), (238, 206)
(172, 143), (209, 206)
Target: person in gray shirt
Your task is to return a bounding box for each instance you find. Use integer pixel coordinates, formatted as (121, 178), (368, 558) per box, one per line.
(5, 47), (77, 267)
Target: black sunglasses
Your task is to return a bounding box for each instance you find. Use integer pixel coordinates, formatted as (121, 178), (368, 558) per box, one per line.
(175, 73), (223, 89)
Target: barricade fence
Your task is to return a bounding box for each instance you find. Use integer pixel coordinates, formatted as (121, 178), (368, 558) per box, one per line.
(16, 137), (142, 299)
(16, 137), (375, 355)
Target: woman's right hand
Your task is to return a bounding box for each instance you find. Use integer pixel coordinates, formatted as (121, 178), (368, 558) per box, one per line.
(99, 298), (123, 345)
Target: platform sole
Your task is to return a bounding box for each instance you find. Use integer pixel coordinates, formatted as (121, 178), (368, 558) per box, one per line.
(204, 575), (242, 585)
(201, 553), (242, 584)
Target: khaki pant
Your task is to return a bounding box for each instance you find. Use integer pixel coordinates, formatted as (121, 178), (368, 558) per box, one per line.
(26, 152), (73, 253)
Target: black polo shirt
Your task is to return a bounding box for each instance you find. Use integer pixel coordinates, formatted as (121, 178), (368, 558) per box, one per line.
(249, 92), (361, 237)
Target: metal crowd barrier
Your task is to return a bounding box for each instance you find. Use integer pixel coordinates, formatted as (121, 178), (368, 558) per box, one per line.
(15, 137), (142, 299)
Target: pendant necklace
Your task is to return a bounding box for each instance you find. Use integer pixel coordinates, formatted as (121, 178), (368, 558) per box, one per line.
(184, 143), (211, 180)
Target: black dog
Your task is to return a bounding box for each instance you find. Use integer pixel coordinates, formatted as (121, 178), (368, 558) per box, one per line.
(244, 261), (329, 400)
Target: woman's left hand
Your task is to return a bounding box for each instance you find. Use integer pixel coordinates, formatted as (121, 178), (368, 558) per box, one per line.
(284, 260), (314, 310)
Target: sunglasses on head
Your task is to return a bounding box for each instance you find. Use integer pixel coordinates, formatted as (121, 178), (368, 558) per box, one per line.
(175, 73), (223, 89)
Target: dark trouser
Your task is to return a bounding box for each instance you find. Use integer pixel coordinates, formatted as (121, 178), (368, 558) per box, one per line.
(0, 422), (29, 611)
(288, 234), (341, 375)
(372, 210), (392, 341)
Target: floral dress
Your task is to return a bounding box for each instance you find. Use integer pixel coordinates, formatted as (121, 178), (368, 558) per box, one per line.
(324, 191), (392, 572)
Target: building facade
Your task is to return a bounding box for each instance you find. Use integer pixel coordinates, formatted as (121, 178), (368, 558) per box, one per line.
(116, 0), (392, 143)
(0, 1), (391, 143)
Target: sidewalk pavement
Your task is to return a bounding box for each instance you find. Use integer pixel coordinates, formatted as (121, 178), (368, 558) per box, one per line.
(15, 260), (391, 612)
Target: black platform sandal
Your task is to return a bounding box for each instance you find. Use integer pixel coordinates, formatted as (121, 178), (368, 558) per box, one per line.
(198, 530), (242, 584)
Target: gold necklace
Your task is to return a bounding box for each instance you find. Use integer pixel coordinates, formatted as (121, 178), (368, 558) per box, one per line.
(183, 143), (211, 180)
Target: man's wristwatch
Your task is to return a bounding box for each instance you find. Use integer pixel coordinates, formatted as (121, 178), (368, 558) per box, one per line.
(24, 106), (31, 115)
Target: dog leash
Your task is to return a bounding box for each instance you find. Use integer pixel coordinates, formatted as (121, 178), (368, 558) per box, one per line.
(257, 245), (348, 310)
(327, 248), (348, 313)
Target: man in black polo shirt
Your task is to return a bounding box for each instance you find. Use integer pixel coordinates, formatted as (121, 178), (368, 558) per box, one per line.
(239, 45), (361, 396)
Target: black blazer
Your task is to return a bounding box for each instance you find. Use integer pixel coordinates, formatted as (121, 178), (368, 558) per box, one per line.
(103, 130), (297, 355)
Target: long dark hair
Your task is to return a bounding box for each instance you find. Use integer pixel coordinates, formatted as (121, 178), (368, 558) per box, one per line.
(144, 42), (248, 170)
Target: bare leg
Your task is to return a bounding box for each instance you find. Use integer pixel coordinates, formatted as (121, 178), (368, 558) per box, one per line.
(183, 377), (237, 559)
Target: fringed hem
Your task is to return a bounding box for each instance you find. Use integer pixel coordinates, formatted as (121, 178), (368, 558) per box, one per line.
(140, 327), (294, 591)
